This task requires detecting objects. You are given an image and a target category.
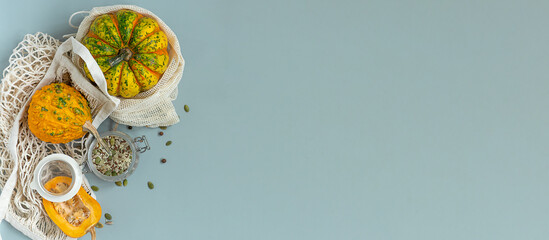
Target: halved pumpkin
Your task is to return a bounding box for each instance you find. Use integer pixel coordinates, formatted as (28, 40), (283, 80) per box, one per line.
(42, 176), (101, 238)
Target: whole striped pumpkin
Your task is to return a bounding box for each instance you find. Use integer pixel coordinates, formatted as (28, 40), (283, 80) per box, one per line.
(82, 9), (169, 98)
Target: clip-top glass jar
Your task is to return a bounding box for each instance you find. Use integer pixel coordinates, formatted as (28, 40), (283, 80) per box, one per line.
(86, 130), (149, 182)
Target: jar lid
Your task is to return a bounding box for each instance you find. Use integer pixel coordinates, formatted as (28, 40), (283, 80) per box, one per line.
(30, 154), (82, 202)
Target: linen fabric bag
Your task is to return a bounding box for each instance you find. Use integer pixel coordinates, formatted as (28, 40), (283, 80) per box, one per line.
(0, 34), (117, 240)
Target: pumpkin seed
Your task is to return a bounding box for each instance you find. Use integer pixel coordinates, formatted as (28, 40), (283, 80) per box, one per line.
(184, 105), (190, 112)
(105, 221), (113, 225)
(115, 181), (122, 186)
(96, 222), (103, 228)
(91, 185), (99, 191)
(159, 126), (167, 130)
(105, 213), (112, 220)
(148, 181), (154, 189)
(123, 179), (128, 186)
(165, 141), (172, 146)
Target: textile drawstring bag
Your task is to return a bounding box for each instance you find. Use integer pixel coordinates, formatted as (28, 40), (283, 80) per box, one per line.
(0, 35), (117, 240)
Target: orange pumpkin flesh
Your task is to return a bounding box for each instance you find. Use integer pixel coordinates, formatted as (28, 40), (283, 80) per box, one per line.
(42, 176), (102, 238)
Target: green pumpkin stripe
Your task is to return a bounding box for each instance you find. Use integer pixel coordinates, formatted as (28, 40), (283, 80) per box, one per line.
(103, 62), (124, 96)
(90, 14), (122, 49)
(135, 31), (168, 54)
(133, 51), (169, 74)
(129, 59), (160, 91)
(119, 62), (141, 97)
(83, 37), (117, 57)
(129, 17), (159, 49)
(116, 10), (140, 46)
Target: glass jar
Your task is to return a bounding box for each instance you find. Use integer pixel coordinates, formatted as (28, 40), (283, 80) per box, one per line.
(86, 130), (149, 182)
(30, 154), (82, 202)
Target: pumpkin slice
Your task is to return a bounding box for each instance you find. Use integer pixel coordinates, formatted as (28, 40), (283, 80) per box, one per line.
(43, 176), (101, 239)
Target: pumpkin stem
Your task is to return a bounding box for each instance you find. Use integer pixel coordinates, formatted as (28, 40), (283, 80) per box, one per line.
(90, 227), (96, 240)
(108, 48), (133, 67)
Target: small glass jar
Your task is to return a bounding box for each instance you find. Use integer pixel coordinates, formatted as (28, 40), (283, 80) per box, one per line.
(30, 154), (82, 202)
(86, 130), (148, 182)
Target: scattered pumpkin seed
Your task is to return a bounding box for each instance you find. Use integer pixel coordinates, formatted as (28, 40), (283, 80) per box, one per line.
(96, 222), (103, 228)
(148, 181), (154, 189)
(184, 105), (190, 112)
(91, 185), (99, 191)
(123, 179), (128, 186)
(159, 126), (167, 130)
(105, 221), (113, 225)
(105, 213), (112, 220)
(166, 141), (172, 146)
(115, 181), (122, 186)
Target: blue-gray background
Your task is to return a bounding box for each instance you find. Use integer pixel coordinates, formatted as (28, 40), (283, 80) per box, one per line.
(2, 0), (549, 239)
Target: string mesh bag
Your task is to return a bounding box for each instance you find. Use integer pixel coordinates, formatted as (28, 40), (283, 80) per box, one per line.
(71, 5), (186, 127)
(0, 34), (118, 240)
